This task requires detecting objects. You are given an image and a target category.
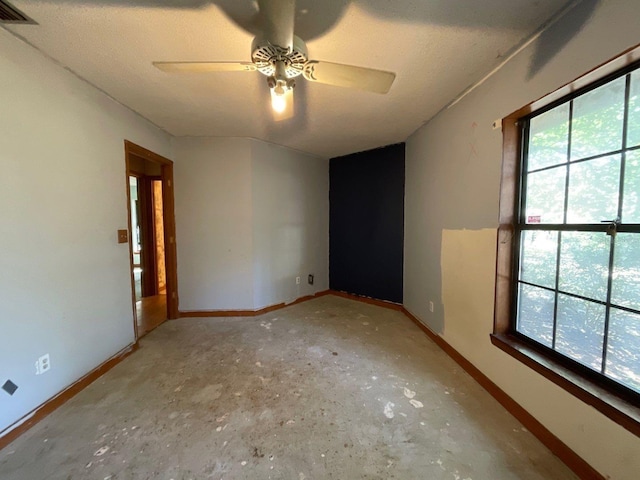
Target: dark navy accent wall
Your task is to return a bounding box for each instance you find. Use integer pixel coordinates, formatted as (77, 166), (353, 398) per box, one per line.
(329, 143), (405, 303)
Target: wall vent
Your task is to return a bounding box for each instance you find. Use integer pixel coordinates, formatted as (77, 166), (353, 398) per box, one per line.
(0, 1), (35, 23)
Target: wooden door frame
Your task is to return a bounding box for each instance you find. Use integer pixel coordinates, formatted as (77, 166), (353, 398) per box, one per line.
(124, 140), (179, 337)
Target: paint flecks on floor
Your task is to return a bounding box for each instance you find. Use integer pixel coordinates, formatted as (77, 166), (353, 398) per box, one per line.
(410, 399), (424, 409)
(0, 295), (578, 480)
(93, 446), (109, 457)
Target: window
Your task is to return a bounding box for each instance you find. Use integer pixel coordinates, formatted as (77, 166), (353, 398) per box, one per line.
(493, 47), (640, 436)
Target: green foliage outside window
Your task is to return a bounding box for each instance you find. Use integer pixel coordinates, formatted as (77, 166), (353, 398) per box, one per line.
(516, 67), (640, 395)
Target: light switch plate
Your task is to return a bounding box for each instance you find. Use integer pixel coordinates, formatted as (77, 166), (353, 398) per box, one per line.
(118, 230), (128, 244)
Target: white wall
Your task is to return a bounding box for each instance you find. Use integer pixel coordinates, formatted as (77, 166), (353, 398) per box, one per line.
(0, 29), (171, 434)
(251, 140), (329, 309)
(0, 25), (329, 436)
(404, 1), (640, 479)
(172, 137), (329, 312)
(172, 137), (254, 311)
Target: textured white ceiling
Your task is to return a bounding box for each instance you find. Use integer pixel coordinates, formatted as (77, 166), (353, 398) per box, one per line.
(5, 0), (573, 158)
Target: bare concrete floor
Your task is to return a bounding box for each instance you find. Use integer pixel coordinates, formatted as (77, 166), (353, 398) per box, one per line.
(0, 296), (576, 479)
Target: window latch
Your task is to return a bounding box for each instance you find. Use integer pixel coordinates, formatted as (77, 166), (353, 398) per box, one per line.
(600, 218), (620, 237)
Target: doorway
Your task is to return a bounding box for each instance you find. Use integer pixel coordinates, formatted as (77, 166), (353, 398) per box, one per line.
(125, 141), (179, 339)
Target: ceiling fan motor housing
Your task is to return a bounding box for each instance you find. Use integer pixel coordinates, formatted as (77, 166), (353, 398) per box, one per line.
(251, 35), (308, 80)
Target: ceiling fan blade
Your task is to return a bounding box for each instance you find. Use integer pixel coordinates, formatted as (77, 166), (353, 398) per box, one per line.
(258, 0), (295, 49)
(271, 88), (295, 121)
(153, 62), (257, 73)
(302, 61), (396, 94)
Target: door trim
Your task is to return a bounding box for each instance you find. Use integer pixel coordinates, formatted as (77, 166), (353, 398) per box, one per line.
(124, 140), (179, 337)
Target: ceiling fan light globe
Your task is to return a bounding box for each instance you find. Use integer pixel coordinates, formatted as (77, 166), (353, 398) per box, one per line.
(271, 90), (287, 113)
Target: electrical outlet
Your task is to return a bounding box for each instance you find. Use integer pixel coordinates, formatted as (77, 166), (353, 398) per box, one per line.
(429, 301), (434, 313)
(35, 354), (50, 375)
(308, 274), (314, 285)
(295, 276), (301, 285)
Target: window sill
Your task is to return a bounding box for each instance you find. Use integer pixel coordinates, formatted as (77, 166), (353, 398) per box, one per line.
(490, 333), (640, 437)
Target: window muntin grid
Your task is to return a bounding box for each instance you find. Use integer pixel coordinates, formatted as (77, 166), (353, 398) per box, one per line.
(515, 63), (640, 395)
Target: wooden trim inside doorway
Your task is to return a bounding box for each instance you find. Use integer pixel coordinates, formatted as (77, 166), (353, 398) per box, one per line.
(124, 140), (179, 337)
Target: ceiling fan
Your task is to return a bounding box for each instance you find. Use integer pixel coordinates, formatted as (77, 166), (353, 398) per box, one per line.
(153, 0), (396, 120)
